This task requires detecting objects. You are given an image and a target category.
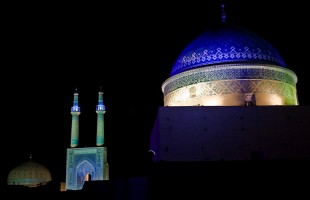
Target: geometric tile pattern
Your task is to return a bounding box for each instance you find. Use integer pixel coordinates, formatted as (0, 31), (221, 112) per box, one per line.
(163, 64), (297, 95)
(7, 160), (52, 187)
(170, 25), (286, 76)
(66, 147), (107, 190)
(164, 79), (297, 106)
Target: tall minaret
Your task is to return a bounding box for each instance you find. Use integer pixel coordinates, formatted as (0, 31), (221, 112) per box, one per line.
(96, 87), (106, 146)
(70, 88), (81, 147)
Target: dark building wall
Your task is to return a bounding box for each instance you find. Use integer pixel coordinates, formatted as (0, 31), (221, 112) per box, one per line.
(149, 106), (310, 198)
(150, 106), (310, 161)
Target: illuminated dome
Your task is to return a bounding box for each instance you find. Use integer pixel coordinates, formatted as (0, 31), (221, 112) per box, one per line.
(162, 24), (298, 106)
(170, 25), (286, 76)
(7, 159), (52, 187)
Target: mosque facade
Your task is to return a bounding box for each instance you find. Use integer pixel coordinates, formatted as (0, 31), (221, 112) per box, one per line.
(65, 88), (109, 191)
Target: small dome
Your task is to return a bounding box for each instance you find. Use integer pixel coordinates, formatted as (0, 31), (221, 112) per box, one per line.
(7, 160), (52, 187)
(170, 25), (286, 76)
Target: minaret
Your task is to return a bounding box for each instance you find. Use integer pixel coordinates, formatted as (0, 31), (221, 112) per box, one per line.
(70, 88), (81, 147)
(96, 87), (106, 146)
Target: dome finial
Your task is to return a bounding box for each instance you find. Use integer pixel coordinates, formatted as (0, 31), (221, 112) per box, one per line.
(221, 3), (227, 23)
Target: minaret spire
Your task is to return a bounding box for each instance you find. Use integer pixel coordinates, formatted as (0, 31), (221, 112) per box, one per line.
(96, 86), (106, 146)
(70, 88), (81, 147)
(221, 3), (227, 23)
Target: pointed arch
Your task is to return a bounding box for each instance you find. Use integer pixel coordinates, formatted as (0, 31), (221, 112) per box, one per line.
(75, 160), (95, 189)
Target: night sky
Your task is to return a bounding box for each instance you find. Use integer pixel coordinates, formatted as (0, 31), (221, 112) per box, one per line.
(1, 1), (309, 186)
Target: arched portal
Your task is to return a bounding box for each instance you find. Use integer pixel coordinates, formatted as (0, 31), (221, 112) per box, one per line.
(76, 160), (95, 189)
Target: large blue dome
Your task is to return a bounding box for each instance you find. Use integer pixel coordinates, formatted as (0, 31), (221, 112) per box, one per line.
(170, 25), (286, 76)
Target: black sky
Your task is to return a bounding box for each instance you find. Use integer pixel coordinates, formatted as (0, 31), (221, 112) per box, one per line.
(1, 1), (309, 186)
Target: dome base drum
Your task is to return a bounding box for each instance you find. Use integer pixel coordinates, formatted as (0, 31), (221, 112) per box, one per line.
(163, 64), (298, 106)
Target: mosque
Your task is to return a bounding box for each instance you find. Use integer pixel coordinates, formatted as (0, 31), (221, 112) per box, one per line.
(148, 4), (310, 198)
(5, 3), (310, 197)
(150, 4), (304, 161)
(65, 88), (109, 191)
(5, 88), (109, 192)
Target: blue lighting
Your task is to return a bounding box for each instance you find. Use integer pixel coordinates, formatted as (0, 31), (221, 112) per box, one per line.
(170, 25), (286, 76)
(71, 106), (80, 112)
(96, 105), (105, 111)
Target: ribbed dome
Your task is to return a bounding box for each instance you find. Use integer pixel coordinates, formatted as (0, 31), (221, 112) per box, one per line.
(7, 160), (52, 187)
(170, 25), (286, 76)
